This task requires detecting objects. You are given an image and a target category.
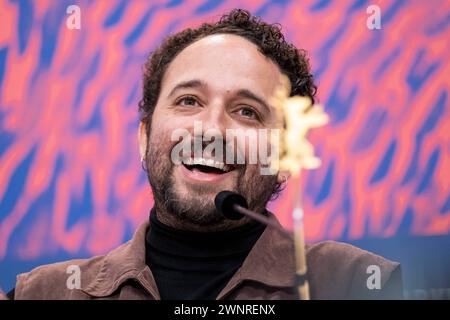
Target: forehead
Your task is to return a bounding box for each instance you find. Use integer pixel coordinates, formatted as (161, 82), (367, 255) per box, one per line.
(160, 34), (283, 99)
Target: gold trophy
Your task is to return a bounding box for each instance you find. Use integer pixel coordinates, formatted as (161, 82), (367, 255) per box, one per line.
(270, 75), (329, 300)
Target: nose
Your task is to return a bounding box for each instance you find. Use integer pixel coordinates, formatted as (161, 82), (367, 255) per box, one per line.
(197, 99), (230, 138)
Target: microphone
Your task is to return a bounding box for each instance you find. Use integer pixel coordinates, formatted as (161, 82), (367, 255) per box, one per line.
(214, 191), (247, 220)
(214, 191), (291, 237)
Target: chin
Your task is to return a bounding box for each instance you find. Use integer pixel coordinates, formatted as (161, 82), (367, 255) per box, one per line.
(176, 180), (229, 199)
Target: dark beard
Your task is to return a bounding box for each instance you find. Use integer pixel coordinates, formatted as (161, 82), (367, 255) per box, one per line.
(154, 172), (226, 226)
(145, 136), (281, 228)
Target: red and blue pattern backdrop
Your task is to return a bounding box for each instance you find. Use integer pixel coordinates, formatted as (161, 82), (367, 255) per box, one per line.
(1, 0), (449, 295)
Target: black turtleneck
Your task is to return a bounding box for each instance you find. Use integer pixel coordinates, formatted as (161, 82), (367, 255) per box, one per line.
(145, 209), (266, 300)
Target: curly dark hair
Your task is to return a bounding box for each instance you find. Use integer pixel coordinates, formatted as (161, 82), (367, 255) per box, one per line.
(139, 8), (317, 132)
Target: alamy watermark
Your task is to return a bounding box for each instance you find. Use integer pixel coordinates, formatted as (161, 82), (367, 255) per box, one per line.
(66, 264), (81, 290)
(170, 121), (280, 175)
(366, 5), (382, 30)
(366, 265), (381, 290)
(66, 5), (81, 30)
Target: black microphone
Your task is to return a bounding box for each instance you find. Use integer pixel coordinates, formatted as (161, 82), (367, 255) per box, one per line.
(215, 191), (291, 237)
(214, 191), (247, 220)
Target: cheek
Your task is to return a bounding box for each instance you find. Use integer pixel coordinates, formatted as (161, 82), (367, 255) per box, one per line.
(148, 123), (176, 158)
(150, 110), (179, 142)
(233, 130), (272, 165)
(152, 106), (193, 136)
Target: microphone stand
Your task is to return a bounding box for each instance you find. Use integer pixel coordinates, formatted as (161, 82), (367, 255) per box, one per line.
(232, 205), (292, 238)
(291, 172), (310, 300)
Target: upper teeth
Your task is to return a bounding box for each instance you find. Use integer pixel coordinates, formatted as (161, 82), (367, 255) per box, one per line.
(182, 157), (231, 172)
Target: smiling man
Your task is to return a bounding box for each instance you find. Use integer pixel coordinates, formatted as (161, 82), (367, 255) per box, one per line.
(10, 9), (402, 300)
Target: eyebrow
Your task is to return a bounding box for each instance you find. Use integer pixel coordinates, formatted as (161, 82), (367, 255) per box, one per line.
(167, 79), (207, 99)
(167, 79), (271, 113)
(235, 89), (271, 114)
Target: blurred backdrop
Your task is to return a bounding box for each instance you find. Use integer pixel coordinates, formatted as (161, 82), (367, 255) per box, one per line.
(0, 0), (449, 298)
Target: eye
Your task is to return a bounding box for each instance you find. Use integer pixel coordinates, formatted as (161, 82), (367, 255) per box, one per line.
(237, 107), (259, 120)
(176, 96), (200, 107)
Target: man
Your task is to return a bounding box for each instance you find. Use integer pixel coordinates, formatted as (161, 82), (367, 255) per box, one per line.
(9, 9), (402, 300)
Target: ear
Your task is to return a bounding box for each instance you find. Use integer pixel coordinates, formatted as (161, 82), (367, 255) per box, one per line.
(138, 121), (148, 160)
(277, 170), (290, 184)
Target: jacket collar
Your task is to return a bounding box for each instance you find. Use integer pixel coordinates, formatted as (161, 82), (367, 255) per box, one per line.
(80, 221), (160, 298)
(81, 212), (296, 299)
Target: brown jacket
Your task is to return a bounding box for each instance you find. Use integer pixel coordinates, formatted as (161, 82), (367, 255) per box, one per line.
(13, 215), (402, 300)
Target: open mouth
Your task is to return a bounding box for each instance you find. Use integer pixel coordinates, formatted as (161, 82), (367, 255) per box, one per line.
(182, 157), (235, 175)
